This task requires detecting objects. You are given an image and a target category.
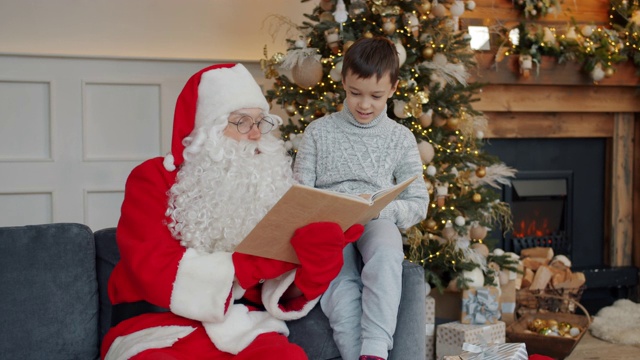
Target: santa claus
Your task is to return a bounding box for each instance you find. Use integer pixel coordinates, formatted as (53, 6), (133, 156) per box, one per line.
(101, 63), (363, 360)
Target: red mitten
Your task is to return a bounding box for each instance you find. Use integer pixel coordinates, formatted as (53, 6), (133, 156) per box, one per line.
(291, 222), (364, 300)
(232, 252), (298, 289)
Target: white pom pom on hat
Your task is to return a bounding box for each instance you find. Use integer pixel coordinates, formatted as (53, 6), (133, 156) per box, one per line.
(163, 63), (269, 171)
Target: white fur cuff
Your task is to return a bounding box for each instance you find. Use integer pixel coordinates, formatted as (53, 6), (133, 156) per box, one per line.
(171, 249), (235, 322)
(262, 270), (320, 321)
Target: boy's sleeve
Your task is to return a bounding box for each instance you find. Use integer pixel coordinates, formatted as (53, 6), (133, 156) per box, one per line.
(292, 126), (318, 186)
(379, 132), (430, 229)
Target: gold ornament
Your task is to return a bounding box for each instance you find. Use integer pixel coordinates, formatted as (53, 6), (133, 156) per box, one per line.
(605, 67), (615, 77)
(292, 57), (324, 88)
(417, 1), (432, 15)
(475, 166), (487, 178)
(472, 193), (482, 203)
(260, 47), (284, 79)
(319, 0), (333, 11)
(363, 31), (374, 38)
(469, 224), (488, 240)
(336, 103), (344, 111)
(319, 11), (335, 22)
(422, 46), (434, 59)
(398, 79), (408, 88)
(446, 117), (460, 130)
(433, 114), (448, 127)
(285, 103), (296, 116)
(425, 218), (437, 230)
(382, 16), (397, 35)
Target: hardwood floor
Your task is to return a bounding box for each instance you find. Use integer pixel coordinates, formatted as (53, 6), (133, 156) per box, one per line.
(565, 331), (640, 360)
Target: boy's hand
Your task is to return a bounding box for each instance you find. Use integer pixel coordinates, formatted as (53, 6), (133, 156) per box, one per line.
(290, 222), (364, 299)
(232, 252), (298, 289)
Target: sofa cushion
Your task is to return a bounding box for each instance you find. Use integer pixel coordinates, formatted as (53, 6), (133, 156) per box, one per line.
(0, 223), (99, 360)
(94, 227), (120, 345)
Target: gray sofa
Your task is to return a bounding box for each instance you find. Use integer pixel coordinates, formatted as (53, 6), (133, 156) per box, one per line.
(0, 223), (426, 360)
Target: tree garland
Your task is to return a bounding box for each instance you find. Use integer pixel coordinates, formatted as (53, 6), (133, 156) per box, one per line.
(505, 0), (640, 81)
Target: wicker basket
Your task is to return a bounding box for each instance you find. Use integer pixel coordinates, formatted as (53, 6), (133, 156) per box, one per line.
(507, 294), (591, 359)
(516, 285), (585, 317)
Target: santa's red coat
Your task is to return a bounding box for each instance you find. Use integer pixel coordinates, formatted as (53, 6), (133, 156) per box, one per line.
(100, 158), (319, 360)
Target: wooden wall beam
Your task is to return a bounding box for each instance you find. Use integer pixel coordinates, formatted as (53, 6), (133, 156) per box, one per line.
(475, 85), (640, 113)
(634, 114), (640, 267)
(611, 113), (635, 266)
(485, 112), (614, 138)
(461, 0), (610, 24)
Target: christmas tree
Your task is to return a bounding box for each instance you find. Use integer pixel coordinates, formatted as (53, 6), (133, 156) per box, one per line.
(260, 0), (519, 292)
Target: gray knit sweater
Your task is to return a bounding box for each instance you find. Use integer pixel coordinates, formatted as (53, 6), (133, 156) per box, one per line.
(293, 105), (429, 230)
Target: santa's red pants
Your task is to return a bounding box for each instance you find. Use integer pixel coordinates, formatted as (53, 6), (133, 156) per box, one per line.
(102, 313), (307, 360)
(132, 329), (307, 360)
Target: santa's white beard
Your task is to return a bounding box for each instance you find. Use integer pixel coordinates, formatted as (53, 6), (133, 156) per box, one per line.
(167, 132), (293, 253)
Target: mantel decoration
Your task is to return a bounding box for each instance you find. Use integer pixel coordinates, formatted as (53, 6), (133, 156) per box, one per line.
(261, 0), (521, 294)
(502, 0), (640, 81)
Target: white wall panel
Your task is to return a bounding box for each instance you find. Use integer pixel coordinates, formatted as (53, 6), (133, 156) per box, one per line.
(83, 82), (161, 161)
(0, 192), (52, 226)
(84, 190), (124, 231)
(0, 80), (51, 160)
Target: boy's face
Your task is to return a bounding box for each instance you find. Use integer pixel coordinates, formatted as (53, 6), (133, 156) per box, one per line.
(342, 69), (398, 124)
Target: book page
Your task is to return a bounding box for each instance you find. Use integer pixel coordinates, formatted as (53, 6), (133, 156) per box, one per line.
(234, 175), (420, 263)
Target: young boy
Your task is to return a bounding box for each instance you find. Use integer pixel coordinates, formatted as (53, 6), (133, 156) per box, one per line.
(293, 37), (429, 360)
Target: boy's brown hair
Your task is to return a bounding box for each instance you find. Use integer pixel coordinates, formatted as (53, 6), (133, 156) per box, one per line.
(341, 37), (399, 84)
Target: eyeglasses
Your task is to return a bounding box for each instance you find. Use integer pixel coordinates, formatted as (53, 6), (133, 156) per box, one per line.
(228, 115), (275, 134)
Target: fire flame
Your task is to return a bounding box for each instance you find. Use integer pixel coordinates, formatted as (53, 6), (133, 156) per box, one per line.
(513, 217), (552, 238)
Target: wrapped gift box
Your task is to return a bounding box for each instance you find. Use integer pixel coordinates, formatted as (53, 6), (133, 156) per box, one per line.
(443, 342), (528, 360)
(436, 321), (506, 359)
(426, 295), (435, 324)
(426, 295), (435, 359)
(500, 278), (517, 325)
(461, 287), (501, 325)
(431, 290), (462, 322)
(426, 323), (435, 360)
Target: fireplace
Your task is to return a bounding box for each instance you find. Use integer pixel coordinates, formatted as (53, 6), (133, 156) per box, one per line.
(484, 138), (607, 268)
(506, 171), (572, 257)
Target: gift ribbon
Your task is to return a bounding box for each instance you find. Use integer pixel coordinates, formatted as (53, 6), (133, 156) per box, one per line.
(461, 326), (498, 359)
(501, 302), (516, 314)
(462, 288), (500, 324)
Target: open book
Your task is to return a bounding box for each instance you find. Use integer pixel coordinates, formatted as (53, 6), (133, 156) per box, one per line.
(234, 175), (419, 264)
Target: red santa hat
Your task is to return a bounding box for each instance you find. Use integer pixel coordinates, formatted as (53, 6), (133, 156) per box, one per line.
(163, 63), (270, 171)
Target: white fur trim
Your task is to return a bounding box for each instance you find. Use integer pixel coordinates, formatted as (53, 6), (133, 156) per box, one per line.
(105, 325), (195, 360)
(195, 64), (269, 131)
(163, 153), (176, 171)
(203, 304), (289, 355)
(170, 248), (235, 322)
(262, 270), (320, 321)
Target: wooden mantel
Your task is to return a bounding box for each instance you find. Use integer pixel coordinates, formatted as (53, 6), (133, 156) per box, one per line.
(460, 0), (639, 267)
(469, 56), (638, 267)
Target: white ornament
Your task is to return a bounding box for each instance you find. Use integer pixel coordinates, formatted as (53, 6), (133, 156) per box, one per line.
(449, 1), (465, 17)
(492, 248), (505, 256)
(581, 25), (594, 37)
(418, 141), (435, 164)
(420, 109), (433, 127)
(450, 167), (458, 176)
(294, 37), (307, 49)
(395, 41), (407, 66)
(329, 61), (343, 82)
(454, 215), (466, 226)
(290, 136), (302, 150)
(432, 3), (447, 17)
(432, 53), (448, 67)
(393, 100), (409, 118)
(426, 165), (437, 176)
(462, 267), (485, 288)
(333, 0), (348, 23)
(591, 63), (605, 82)
(466, 0), (476, 10)
(476, 130), (485, 140)
(284, 140), (293, 151)
(424, 281), (431, 296)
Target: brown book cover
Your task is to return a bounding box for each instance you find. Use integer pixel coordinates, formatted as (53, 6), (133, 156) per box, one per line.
(234, 175), (419, 264)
